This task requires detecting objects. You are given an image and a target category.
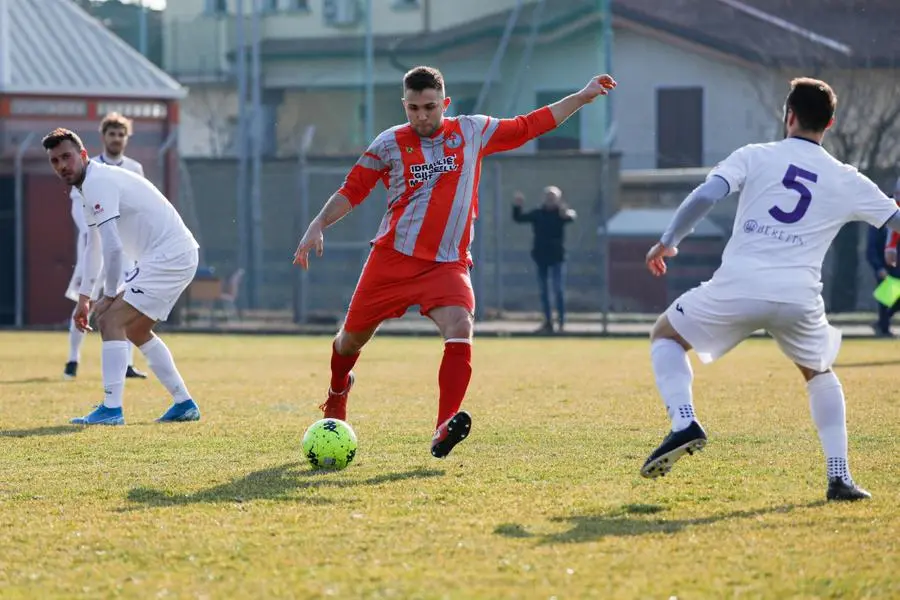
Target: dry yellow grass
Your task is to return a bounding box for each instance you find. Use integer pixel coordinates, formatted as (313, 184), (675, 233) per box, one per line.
(1, 331), (898, 599)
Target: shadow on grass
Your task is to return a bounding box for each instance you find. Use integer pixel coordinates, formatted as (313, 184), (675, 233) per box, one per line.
(125, 463), (445, 508)
(834, 359), (900, 368)
(0, 377), (60, 385)
(0, 425), (82, 438)
(495, 500), (827, 544)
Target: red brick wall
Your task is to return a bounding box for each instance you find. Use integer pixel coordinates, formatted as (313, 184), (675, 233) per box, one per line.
(25, 174), (75, 325)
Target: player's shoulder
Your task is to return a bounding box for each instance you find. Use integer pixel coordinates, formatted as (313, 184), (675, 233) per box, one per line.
(122, 156), (144, 171)
(368, 124), (408, 151)
(374, 124), (407, 142)
(454, 114), (491, 129)
(83, 160), (123, 188)
(739, 140), (782, 156)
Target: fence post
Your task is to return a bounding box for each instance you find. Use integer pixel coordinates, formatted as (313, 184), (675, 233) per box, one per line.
(493, 161), (504, 315)
(293, 126), (315, 324)
(14, 133), (37, 328)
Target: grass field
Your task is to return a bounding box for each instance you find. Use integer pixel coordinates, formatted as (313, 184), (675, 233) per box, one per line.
(1, 331), (899, 599)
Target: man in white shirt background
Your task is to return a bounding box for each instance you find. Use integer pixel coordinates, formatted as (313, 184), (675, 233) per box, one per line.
(46, 128), (201, 426)
(64, 112), (148, 380)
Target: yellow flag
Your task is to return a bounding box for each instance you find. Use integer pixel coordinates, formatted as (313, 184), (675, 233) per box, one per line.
(873, 275), (900, 307)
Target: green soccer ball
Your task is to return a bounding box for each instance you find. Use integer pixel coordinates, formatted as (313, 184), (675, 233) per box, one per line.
(302, 418), (358, 470)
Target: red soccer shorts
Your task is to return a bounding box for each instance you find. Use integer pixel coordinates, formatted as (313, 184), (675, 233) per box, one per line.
(343, 244), (475, 332)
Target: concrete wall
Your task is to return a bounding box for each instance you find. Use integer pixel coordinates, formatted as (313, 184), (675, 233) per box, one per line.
(613, 27), (776, 170)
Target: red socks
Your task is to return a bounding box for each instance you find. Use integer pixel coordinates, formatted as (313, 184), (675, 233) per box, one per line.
(330, 343), (359, 393)
(437, 340), (472, 427)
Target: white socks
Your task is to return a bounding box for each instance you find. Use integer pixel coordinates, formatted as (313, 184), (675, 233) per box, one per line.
(139, 336), (192, 403)
(651, 339), (696, 432)
(126, 342), (135, 367)
(68, 318), (85, 363)
(808, 372), (851, 484)
(101, 340), (129, 409)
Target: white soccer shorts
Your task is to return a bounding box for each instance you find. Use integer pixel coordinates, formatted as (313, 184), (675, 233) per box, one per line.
(122, 249), (199, 322)
(665, 285), (842, 372)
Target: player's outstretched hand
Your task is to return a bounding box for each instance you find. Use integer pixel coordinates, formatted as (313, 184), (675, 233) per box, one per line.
(886, 248), (897, 268)
(578, 74), (617, 103)
(293, 220), (325, 270)
(646, 242), (678, 277)
(513, 191), (525, 207)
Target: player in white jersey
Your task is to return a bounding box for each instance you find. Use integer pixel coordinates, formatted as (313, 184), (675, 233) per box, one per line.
(639, 78), (900, 502)
(64, 112), (148, 381)
(44, 127), (201, 426)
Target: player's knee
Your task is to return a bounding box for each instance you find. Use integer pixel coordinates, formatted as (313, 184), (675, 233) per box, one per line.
(335, 329), (370, 355)
(797, 364), (830, 382)
(650, 314), (672, 342)
(96, 309), (124, 338)
(125, 322), (153, 347)
(650, 314), (690, 349)
(444, 312), (474, 340)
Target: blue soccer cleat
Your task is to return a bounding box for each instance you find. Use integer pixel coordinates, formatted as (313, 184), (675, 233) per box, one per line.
(71, 404), (125, 426)
(156, 399), (201, 423)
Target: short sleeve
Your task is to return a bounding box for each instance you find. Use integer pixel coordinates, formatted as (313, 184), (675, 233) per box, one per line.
(336, 133), (391, 206)
(707, 145), (753, 195)
(81, 174), (121, 227)
(848, 169), (899, 227)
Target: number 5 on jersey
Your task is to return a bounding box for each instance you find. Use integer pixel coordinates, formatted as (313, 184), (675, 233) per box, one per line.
(770, 164), (818, 224)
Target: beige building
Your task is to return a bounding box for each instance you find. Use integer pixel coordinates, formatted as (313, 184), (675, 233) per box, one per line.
(164, 0), (612, 157)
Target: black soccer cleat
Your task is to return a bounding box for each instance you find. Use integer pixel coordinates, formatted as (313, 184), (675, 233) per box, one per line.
(826, 477), (871, 502)
(431, 411), (472, 459)
(640, 420), (707, 479)
(63, 361), (78, 380)
(125, 365), (148, 379)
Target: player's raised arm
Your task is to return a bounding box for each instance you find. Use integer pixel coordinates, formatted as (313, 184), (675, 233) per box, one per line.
(548, 74), (616, 126)
(480, 75), (616, 155)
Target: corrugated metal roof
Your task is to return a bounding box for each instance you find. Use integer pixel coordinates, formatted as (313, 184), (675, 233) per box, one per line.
(607, 208), (726, 238)
(0, 0), (184, 99)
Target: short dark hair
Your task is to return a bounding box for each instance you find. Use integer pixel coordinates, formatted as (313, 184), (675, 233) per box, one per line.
(785, 77), (837, 133)
(403, 66), (445, 95)
(41, 128), (85, 152)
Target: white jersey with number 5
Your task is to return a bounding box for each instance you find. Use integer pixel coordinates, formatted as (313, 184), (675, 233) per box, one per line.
(705, 137), (898, 303)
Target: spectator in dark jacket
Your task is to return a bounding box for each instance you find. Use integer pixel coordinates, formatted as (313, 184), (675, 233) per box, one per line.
(867, 215), (900, 337)
(512, 186), (576, 333)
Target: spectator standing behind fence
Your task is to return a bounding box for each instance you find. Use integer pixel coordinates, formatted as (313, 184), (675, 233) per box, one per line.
(512, 186), (576, 333)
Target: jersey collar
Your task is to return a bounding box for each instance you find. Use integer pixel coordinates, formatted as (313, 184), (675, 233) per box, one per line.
(789, 135), (820, 146)
(98, 153), (125, 166)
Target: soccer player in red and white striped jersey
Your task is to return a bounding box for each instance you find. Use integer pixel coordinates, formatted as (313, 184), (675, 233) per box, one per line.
(293, 66), (616, 458)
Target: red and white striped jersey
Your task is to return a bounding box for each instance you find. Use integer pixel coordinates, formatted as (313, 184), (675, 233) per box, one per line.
(337, 106), (557, 264)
